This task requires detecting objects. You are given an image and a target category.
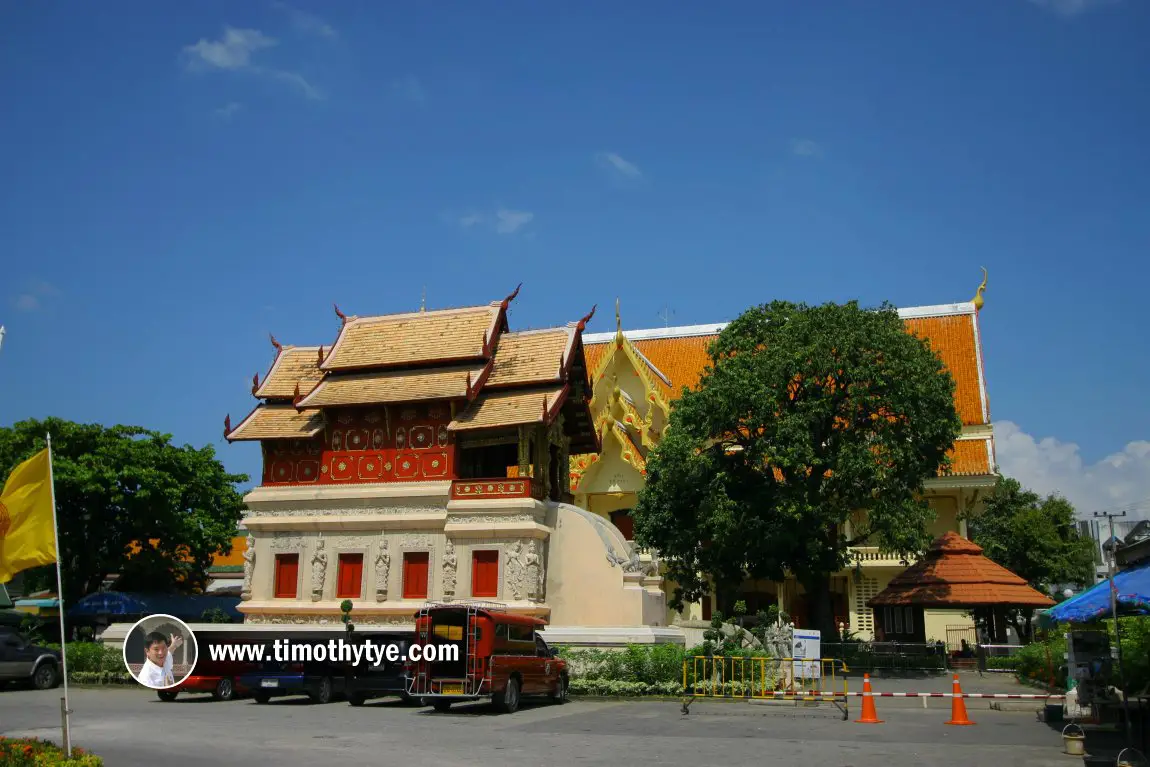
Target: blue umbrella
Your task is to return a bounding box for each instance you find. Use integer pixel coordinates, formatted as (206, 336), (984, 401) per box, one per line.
(1039, 561), (1150, 625)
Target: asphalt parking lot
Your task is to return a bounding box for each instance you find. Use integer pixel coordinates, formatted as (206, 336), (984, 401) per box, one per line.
(1, 685), (1075, 766)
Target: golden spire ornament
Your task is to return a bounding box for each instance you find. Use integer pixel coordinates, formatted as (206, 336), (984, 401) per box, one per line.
(972, 267), (988, 311)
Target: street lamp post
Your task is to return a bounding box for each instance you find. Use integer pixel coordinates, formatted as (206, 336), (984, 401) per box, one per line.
(1094, 510), (1131, 745)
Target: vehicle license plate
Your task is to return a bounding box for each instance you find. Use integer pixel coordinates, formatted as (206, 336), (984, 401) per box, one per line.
(441, 683), (463, 695)
(261, 679), (279, 688)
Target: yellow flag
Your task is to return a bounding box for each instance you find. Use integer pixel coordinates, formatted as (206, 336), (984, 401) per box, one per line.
(0, 449), (58, 583)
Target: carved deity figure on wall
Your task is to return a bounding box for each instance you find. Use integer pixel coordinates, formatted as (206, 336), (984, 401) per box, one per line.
(241, 534), (255, 601)
(442, 539), (457, 598)
(506, 541), (525, 601)
(525, 540), (543, 602)
(375, 536), (390, 602)
(311, 537), (327, 602)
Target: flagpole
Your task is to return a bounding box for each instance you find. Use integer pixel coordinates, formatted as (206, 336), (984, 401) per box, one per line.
(46, 433), (72, 755)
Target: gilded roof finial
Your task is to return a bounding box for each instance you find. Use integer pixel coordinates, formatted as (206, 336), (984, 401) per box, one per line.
(615, 297), (621, 333)
(972, 267), (988, 311)
(420, 286), (426, 313)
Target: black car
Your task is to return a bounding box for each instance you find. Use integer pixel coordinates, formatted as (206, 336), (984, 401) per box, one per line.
(0, 626), (61, 690)
(343, 631), (422, 707)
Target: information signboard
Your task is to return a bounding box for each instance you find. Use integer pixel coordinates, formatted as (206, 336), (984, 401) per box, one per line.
(792, 629), (821, 679)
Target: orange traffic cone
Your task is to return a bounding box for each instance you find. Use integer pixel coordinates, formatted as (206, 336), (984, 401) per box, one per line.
(854, 673), (883, 723)
(945, 674), (975, 726)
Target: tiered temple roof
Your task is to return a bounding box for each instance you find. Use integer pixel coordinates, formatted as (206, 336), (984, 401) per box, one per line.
(224, 286), (600, 454)
(580, 289), (996, 483)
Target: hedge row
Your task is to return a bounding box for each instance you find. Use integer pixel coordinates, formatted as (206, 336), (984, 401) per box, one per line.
(0, 737), (102, 766)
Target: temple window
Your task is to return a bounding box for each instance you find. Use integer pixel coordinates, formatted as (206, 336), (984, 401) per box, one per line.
(457, 439), (519, 480)
(471, 550), (500, 598)
(336, 553), (364, 599)
(274, 554), (299, 599)
(403, 552), (430, 599)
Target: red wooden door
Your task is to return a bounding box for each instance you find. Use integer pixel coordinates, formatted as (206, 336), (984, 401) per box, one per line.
(471, 550), (499, 598)
(403, 552), (429, 599)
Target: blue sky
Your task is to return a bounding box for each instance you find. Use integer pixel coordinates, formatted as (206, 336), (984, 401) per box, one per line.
(1, 0), (1147, 518)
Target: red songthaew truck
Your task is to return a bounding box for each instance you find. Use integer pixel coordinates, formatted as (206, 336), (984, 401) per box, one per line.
(406, 603), (568, 713)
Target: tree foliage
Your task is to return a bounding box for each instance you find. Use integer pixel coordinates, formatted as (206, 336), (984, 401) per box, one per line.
(0, 417), (248, 605)
(965, 475), (1096, 642)
(632, 300), (963, 635)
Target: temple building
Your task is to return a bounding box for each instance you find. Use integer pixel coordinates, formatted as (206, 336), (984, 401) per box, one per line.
(224, 288), (673, 644)
(221, 278), (1002, 650)
(576, 283), (997, 648)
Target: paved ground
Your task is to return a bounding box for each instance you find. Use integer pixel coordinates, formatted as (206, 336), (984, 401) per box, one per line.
(0, 679), (1088, 767)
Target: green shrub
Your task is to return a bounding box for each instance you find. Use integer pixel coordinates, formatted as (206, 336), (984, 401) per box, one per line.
(40, 643), (122, 675)
(0, 736), (103, 766)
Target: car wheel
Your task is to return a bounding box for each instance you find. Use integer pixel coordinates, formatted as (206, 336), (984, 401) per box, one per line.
(496, 677), (520, 714)
(32, 662), (58, 690)
(347, 692), (366, 707)
(253, 692), (271, 704)
(213, 678), (235, 701)
(157, 690), (179, 702)
(552, 675), (568, 704)
(309, 676), (333, 704)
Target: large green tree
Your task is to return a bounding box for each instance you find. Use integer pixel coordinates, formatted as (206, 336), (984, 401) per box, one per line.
(0, 417), (248, 605)
(965, 475), (1096, 642)
(632, 300), (963, 637)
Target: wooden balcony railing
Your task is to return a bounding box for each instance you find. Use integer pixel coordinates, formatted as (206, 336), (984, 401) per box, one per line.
(450, 477), (544, 501)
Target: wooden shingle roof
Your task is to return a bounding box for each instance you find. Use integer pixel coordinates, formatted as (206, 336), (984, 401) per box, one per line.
(225, 404), (325, 442)
(485, 327), (575, 388)
(254, 344), (325, 400)
(448, 386), (568, 432)
(294, 362), (490, 408)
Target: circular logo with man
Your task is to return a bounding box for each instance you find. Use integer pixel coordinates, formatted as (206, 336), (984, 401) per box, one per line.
(123, 614), (198, 690)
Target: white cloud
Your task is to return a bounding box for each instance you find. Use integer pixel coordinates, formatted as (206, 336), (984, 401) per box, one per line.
(392, 75), (427, 104)
(272, 2), (337, 38)
(994, 420), (1150, 520)
(596, 151), (642, 179)
(452, 209), (535, 235)
(184, 27), (276, 70)
(495, 209), (533, 234)
(12, 279), (59, 312)
(181, 26), (322, 100)
(1026, 0), (1120, 16)
(215, 102), (242, 119)
(791, 138), (823, 158)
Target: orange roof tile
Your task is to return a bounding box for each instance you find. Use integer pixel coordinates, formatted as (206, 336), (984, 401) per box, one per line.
(321, 304), (503, 371)
(255, 345), (325, 400)
(212, 536), (247, 567)
(867, 532), (1055, 608)
(583, 304), (989, 426)
(944, 439), (992, 476)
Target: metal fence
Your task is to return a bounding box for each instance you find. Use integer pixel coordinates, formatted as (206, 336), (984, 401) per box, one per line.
(681, 655), (850, 718)
(820, 641), (950, 672)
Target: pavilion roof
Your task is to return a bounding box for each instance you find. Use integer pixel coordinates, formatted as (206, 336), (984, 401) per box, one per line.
(254, 343), (325, 400)
(485, 327), (577, 388)
(866, 532), (1056, 609)
(294, 361), (490, 408)
(319, 301), (506, 372)
(225, 404), (325, 442)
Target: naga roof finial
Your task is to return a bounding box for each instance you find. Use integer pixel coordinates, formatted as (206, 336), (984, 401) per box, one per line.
(317, 346), (325, 366)
(223, 414), (232, 439)
(501, 283), (522, 310)
(334, 303), (348, 323)
(576, 304), (597, 332)
(269, 333), (282, 352)
(251, 373), (260, 395)
(972, 267), (988, 311)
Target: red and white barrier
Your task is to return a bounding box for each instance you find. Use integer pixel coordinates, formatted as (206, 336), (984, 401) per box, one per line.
(851, 692), (1063, 699)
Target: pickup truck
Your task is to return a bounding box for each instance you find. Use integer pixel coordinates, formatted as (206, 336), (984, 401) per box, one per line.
(0, 626), (61, 690)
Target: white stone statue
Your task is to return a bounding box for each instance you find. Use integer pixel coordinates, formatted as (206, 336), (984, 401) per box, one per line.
(506, 541), (525, 601)
(375, 536), (390, 602)
(311, 537), (327, 602)
(241, 534), (255, 601)
(442, 539), (457, 597)
(525, 540), (543, 602)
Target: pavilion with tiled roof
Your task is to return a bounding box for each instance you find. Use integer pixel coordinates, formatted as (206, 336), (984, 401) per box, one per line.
(866, 532), (1054, 642)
